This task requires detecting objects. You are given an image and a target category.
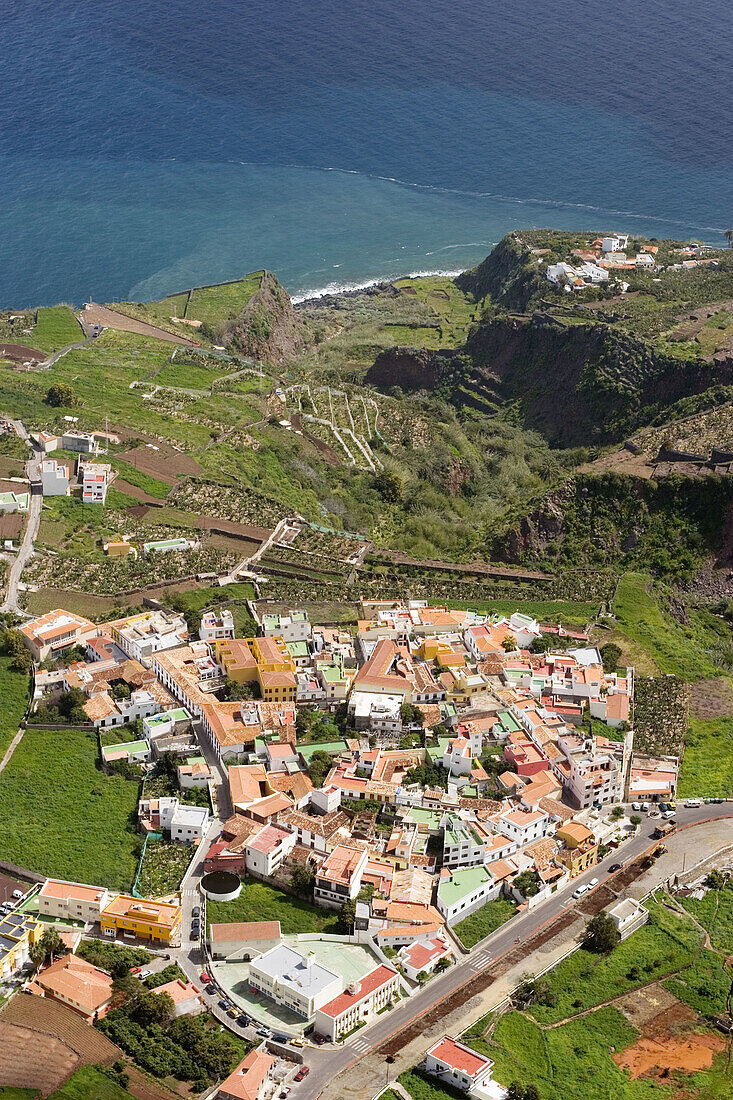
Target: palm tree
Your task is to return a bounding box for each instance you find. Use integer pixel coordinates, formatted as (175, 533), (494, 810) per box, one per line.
(726, 229), (733, 249)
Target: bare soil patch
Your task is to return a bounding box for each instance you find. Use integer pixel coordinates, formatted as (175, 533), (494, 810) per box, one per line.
(1, 994), (120, 1063)
(616, 983), (681, 1029)
(0, 342), (46, 364)
(577, 447), (656, 477)
(614, 1025), (723, 1079)
(0, 513), (23, 539)
(82, 303), (196, 345)
(0, 1019), (80, 1095)
(113, 480), (169, 504)
(195, 514), (271, 541)
(119, 444), (204, 481)
(689, 676), (733, 719)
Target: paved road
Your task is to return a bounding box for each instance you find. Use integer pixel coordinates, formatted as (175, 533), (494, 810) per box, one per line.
(296, 803), (733, 1100)
(1, 423), (42, 614)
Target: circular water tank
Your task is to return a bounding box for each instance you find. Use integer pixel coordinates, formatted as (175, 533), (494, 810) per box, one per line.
(200, 871), (242, 901)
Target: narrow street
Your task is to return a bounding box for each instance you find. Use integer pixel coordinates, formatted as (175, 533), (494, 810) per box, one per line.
(1, 422), (42, 614)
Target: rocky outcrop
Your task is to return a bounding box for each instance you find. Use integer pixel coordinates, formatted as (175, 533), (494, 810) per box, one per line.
(216, 271), (305, 365)
(365, 346), (454, 391)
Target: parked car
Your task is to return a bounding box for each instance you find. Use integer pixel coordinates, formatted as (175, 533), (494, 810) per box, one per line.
(206, 984), (217, 995)
(587, 877), (599, 888)
(609, 863), (623, 873)
(572, 883), (589, 899)
(280, 1089), (291, 1098)
(237, 1016), (250, 1028)
(11, 890), (23, 900)
(312, 1033), (326, 1045)
(663, 809), (676, 819)
(139, 970), (152, 979)
(294, 1066), (310, 1081)
(631, 802), (641, 811)
(256, 1026), (271, 1038)
(200, 971), (211, 983)
(273, 1034), (288, 1044)
(228, 1007), (241, 1019)
(192, 905), (200, 918)
(219, 998), (231, 1010)
(290, 1037), (305, 1047)
(130, 966), (142, 974)
(639, 802), (650, 812)
(685, 799), (702, 807)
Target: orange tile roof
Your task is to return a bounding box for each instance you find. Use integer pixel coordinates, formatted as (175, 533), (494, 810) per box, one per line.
(318, 965), (398, 1018)
(427, 1036), (492, 1078)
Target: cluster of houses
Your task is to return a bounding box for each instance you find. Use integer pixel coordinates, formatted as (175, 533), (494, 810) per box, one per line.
(14, 598), (680, 1057)
(545, 233), (721, 291)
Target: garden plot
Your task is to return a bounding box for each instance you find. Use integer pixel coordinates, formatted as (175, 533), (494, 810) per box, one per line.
(633, 675), (689, 756)
(136, 839), (194, 896)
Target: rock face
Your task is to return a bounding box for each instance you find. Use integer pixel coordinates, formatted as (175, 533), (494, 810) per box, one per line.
(217, 271), (305, 365)
(365, 346), (449, 391)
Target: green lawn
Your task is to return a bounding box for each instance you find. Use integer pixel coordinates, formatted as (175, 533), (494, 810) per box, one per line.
(0, 1089), (39, 1100)
(0, 728), (140, 889)
(32, 306), (83, 352)
(527, 899), (702, 1025)
(0, 657), (30, 758)
(206, 879), (341, 934)
(613, 572), (719, 679)
(663, 946), (732, 1017)
(677, 885), (733, 953)
(397, 1070), (465, 1100)
(472, 1006), (665, 1100)
(446, 599), (597, 627)
(187, 272), (263, 325)
(109, 458), (172, 498)
(679, 716), (733, 798)
(453, 898), (516, 950)
(47, 1066), (133, 1100)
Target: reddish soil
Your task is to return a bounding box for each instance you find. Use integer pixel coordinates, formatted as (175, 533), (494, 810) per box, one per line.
(614, 1027), (724, 1079)
(113, 479), (169, 504)
(118, 444), (203, 482)
(195, 514), (272, 541)
(577, 447), (656, 478)
(0, 513), (23, 538)
(82, 303), (197, 345)
(291, 414), (341, 465)
(0, 1020), (80, 1095)
(689, 676), (733, 719)
(1, 994), (120, 1062)
(127, 504), (151, 519)
(125, 1063), (182, 1100)
(0, 342), (46, 363)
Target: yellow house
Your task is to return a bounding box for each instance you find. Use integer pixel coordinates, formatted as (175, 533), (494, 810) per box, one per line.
(100, 895), (181, 946)
(445, 669), (490, 705)
(214, 638), (259, 684)
(0, 912), (42, 980)
(556, 822), (599, 877)
(249, 636), (295, 674)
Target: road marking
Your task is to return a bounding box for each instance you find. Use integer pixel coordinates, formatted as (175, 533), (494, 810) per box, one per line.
(468, 951), (491, 973)
(348, 1037), (372, 1054)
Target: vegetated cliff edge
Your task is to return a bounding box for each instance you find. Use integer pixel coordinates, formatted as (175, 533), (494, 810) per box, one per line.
(215, 271), (305, 365)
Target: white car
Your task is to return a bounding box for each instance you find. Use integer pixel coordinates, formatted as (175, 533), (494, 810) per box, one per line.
(572, 883), (589, 899)
(639, 802), (650, 812)
(587, 877), (599, 888)
(684, 799), (702, 808)
(663, 809), (676, 819)
(139, 969), (153, 979)
(631, 802), (641, 811)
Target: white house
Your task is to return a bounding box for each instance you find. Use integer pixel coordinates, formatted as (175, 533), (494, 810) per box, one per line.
(244, 824), (297, 877)
(425, 1036), (505, 1098)
(198, 609), (234, 643)
(81, 462), (111, 504)
(37, 879), (111, 925)
(399, 935), (452, 981)
(248, 944), (341, 1018)
(437, 866), (501, 925)
(313, 845), (367, 908)
(314, 965), (400, 1041)
(41, 459), (70, 497)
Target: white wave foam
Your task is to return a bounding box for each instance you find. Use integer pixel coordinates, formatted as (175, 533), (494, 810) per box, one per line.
(291, 268), (465, 303)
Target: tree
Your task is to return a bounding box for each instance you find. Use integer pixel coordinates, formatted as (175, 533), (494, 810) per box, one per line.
(416, 970), (430, 984)
(507, 1085), (540, 1100)
(630, 814), (642, 827)
(374, 468), (403, 503)
(726, 229), (733, 249)
(220, 677), (259, 701)
(340, 898), (357, 931)
(705, 869), (726, 890)
(291, 864), (315, 895)
(57, 686), (88, 722)
(307, 749), (335, 788)
(45, 382), (75, 407)
(502, 635), (515, 652)
(582, 912), (621, 954)
(600, 643), (622, 673)
(127, 989), (174, 1027)
(400, 703), (424, 728)
(436, 956), (451, 972)
(31, 927), (65, 967)
(1, 627), (32, 672)
(610, 805), (624, 820)
(513, 870), (541, 898)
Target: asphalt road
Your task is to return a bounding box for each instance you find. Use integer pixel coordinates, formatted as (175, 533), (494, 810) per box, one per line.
(1, 423), (42, 614)
(293, 802), (733, 1100)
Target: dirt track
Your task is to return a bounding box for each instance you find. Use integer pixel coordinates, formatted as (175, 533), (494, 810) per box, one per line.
(82, 303), (197, 345)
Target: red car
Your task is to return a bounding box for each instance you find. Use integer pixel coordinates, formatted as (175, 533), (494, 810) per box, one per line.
(130, 966), (142, 974)
(200, 971), (211, 983)
(294, 1067), (310, 1082)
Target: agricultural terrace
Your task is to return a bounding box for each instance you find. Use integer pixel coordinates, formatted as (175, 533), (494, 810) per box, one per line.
(0, 729), (140, 890)
(31, 306), (84, 352)
(461, 894), (733, 1100)
(206, 879), (341, 935)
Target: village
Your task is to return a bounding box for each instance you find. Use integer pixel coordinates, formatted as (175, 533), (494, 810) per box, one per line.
(0, 593), (693, 1100)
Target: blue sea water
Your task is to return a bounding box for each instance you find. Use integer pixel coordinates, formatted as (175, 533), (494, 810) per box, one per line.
(1, 0), (731, 307)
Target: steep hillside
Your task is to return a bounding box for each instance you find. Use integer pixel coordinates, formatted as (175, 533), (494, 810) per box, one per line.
(491, 472), (733, 583)
(215, 271), (305, 364)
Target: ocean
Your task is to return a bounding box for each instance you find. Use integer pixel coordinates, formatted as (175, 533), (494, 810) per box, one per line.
(1, 0), (731, 307)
